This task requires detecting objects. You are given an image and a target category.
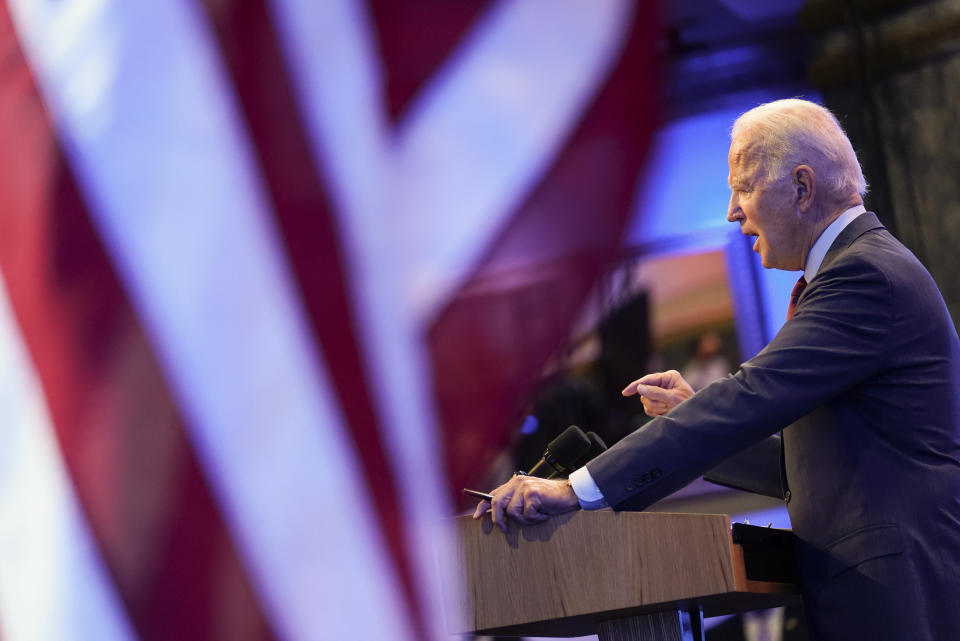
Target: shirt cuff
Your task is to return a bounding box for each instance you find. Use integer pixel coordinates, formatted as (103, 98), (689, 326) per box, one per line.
(569, 466), (608, 510)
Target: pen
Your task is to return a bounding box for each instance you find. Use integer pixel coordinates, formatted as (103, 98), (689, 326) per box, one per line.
(462, 488), (493, 501)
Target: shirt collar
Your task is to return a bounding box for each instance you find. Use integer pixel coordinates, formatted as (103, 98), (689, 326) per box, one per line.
(803, 204), (867, 282)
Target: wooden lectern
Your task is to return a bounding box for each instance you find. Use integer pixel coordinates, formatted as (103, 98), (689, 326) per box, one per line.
(446, 511), (801, 641)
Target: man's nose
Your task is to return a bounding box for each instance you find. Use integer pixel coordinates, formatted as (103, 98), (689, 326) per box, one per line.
(726, 195), (740, 222)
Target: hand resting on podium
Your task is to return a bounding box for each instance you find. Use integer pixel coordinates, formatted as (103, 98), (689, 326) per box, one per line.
(472, 475), (580, 532)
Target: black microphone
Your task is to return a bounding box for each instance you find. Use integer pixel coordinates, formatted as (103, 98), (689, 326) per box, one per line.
(547, 431), (607, 479)
(528, 425), (592, 477)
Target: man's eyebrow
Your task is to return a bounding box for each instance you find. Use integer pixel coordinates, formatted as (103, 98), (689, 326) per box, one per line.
(729, 176), (748, 189)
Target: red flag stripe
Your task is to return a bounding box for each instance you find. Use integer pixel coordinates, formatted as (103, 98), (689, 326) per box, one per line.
(429, 0), (661, 502)
(0, 5), (275, 641)
(366, 0), (491, 122)
(197, 1), (429, 639)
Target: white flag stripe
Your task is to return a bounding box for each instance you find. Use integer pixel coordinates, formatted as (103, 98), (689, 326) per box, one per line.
(267, 2), (460, 638)
(0, 275), (139, 641)
(393, 0), (633, 321)
(7, 2), (412, 640)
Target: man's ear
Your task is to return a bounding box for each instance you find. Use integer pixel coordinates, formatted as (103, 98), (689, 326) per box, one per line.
(794, 165), (815, 211)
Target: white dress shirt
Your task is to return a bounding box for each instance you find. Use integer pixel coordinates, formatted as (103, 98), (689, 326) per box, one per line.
(802, 204), (865, 281)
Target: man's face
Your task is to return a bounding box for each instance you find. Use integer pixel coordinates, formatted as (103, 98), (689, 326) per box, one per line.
(726, 137), (805, 271)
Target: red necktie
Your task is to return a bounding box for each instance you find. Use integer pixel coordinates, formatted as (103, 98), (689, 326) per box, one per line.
(787, 276), (807, 320)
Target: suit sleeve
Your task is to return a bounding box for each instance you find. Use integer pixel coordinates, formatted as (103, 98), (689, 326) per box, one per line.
(587, 254), (893, 511)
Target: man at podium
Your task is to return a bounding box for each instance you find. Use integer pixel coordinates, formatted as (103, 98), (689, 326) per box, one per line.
(474, 99), (960, 641)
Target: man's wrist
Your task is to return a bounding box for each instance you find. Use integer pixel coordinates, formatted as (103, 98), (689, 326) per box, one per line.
(563, 479), (582, 510)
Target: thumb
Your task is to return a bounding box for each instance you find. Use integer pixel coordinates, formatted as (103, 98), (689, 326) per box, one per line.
(636, 384), (673, 402)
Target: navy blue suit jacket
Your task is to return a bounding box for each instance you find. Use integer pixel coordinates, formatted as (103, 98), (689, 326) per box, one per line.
(586, 213), (960, 640)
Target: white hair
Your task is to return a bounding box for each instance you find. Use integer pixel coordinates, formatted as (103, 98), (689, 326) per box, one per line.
(731, 99), (867, 201)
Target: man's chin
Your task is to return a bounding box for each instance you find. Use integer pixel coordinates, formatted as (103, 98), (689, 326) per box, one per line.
(760, 257), (796, 271)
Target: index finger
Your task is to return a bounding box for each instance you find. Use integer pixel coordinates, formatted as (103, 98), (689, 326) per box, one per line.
(636, 371), (671, 387)
(621, 378), (643, 396)
(622, 371), (670, 396)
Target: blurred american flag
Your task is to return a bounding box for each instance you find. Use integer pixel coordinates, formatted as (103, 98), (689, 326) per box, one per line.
(0, 1), (657, 639)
